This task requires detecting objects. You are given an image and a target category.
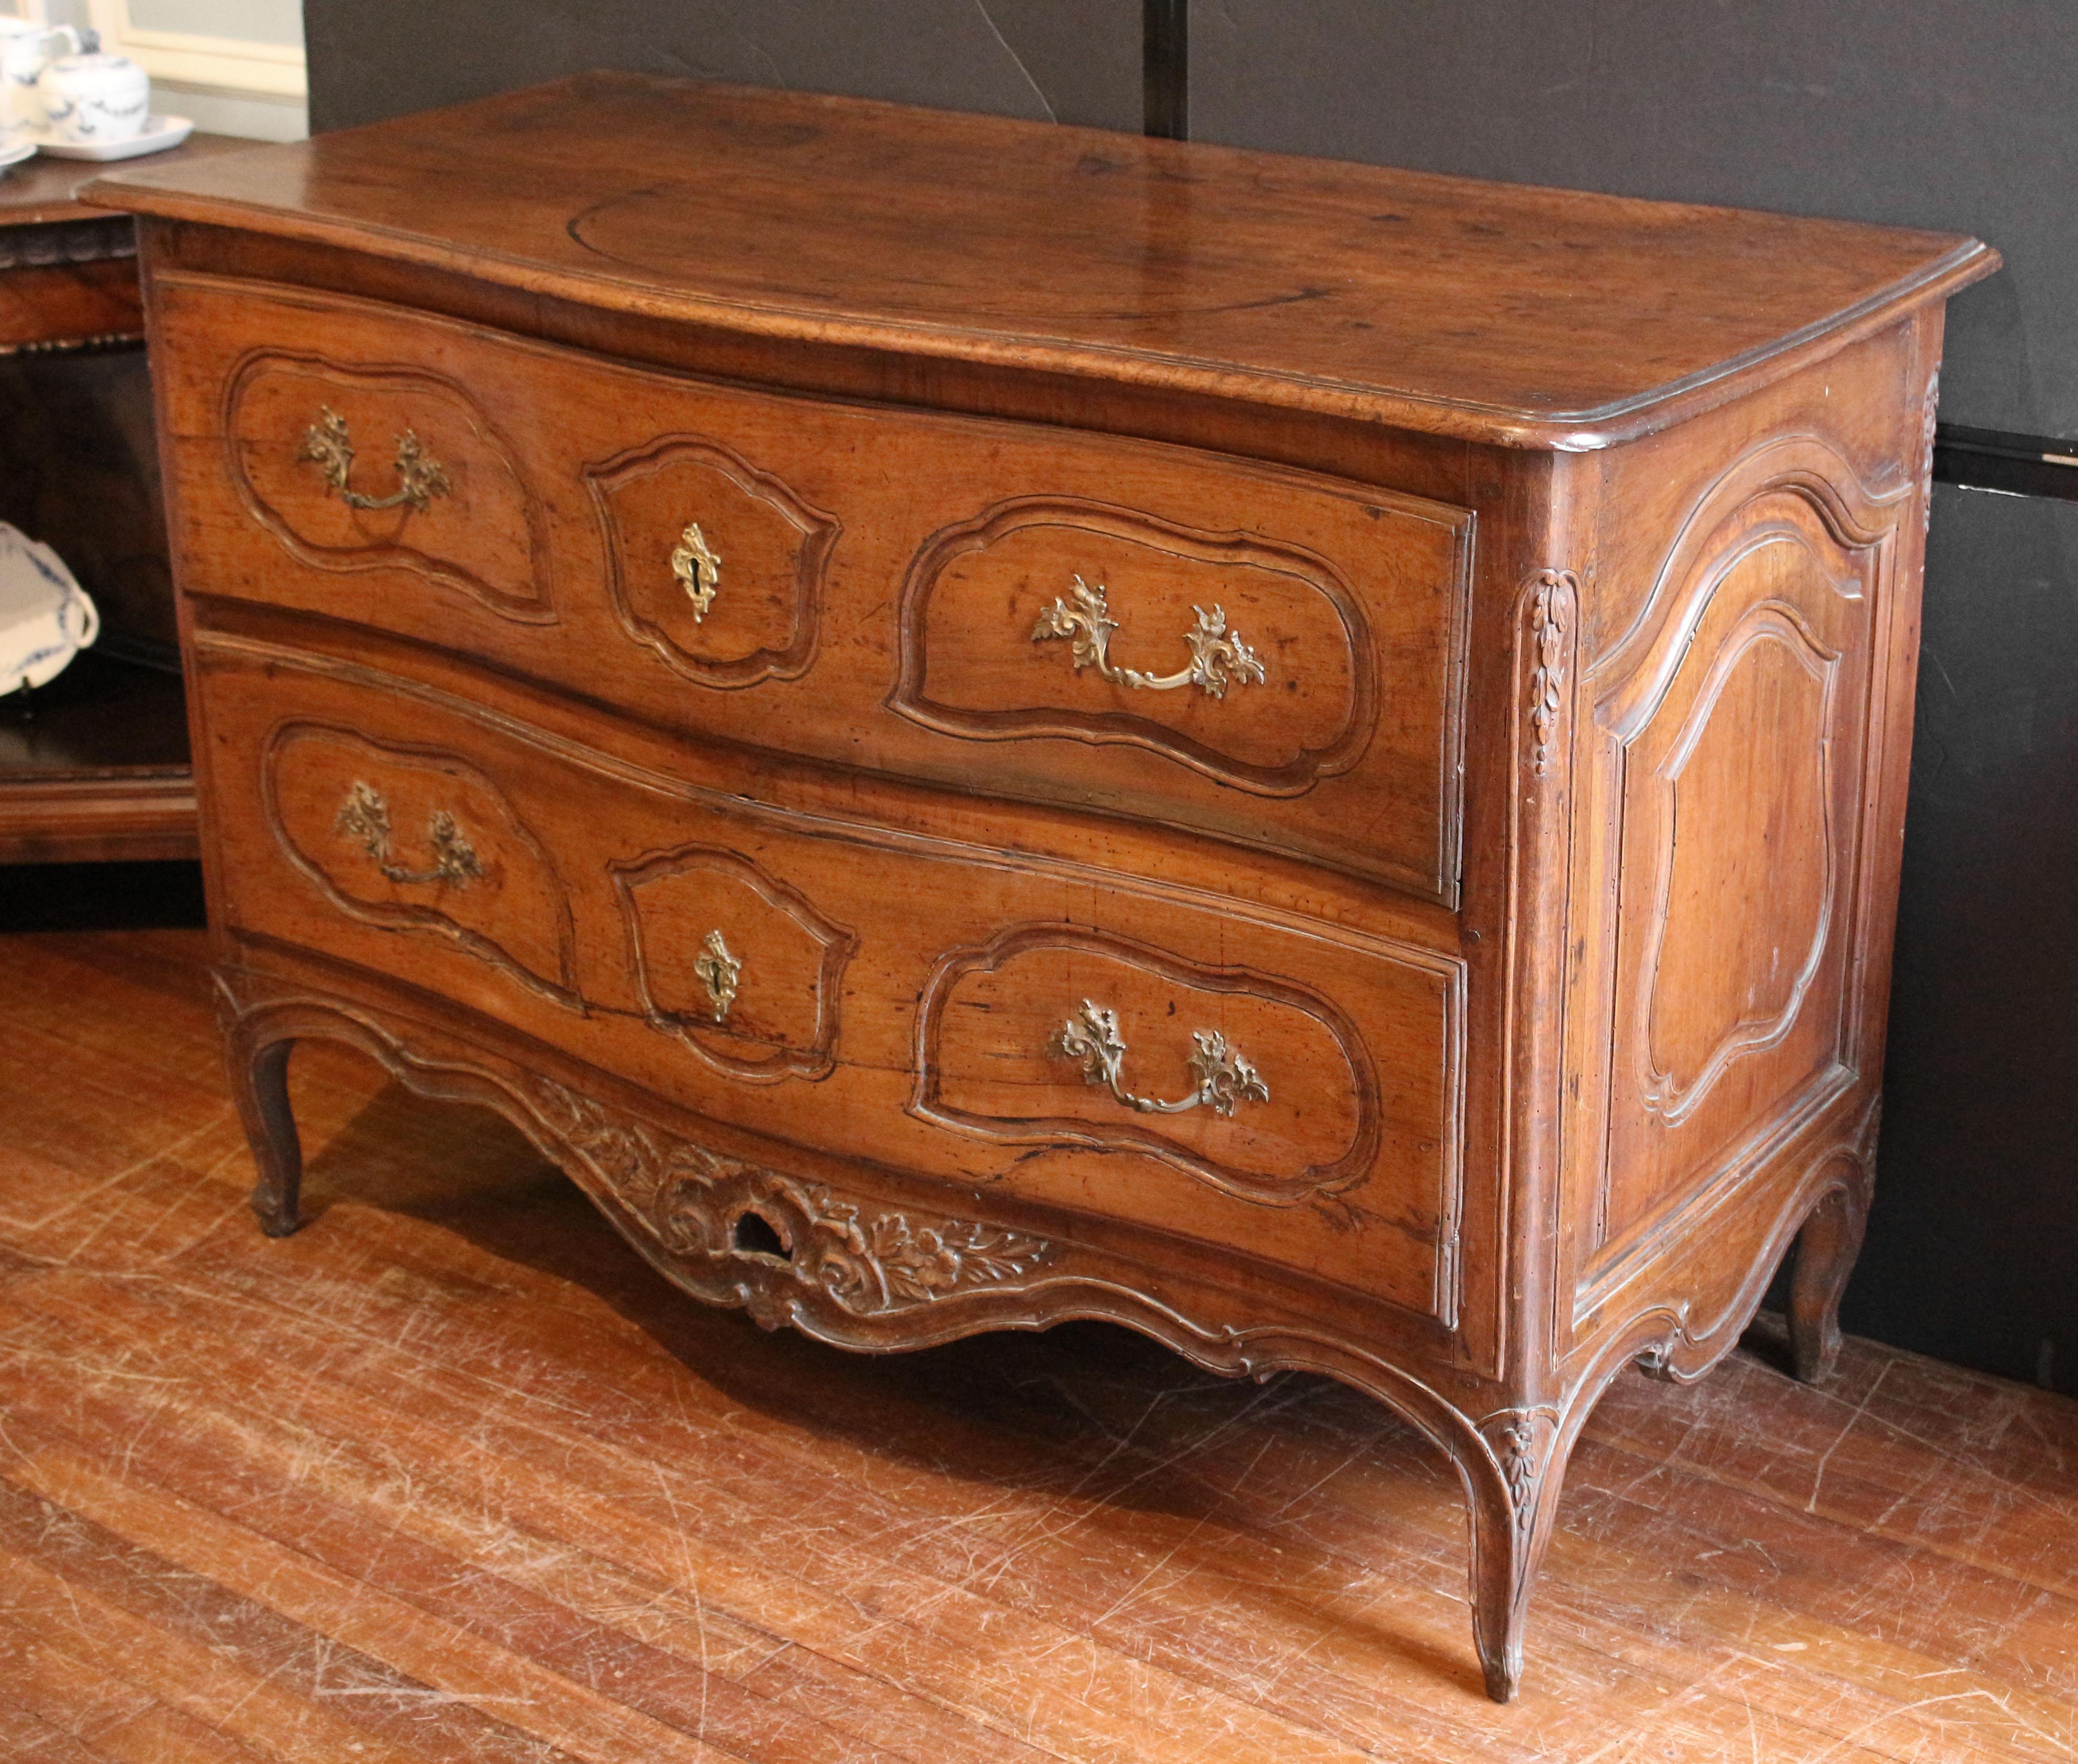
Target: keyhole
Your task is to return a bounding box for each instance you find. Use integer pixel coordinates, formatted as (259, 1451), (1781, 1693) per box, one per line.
(731, 1210), (790, 1260)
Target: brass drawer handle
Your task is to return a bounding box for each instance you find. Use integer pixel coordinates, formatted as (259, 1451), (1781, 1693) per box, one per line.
(297, 407), (452, 514)
(693, 928), (741, 1022)
(1051, 999), (1269, 1117)
(1032, 575), (1266, 698)
(672, 522), (721, 621)
(336, 782), (482, 886)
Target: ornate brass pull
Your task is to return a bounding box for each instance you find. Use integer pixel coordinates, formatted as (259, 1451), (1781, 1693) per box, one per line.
(336, 781), (482, 885)
(1032, 575), (1266, 698)
(1051, 999), (1269, 1118)
(671, 523), (721, 621)
(297, 407), (452, 513)
(693, 929), (741, 1022)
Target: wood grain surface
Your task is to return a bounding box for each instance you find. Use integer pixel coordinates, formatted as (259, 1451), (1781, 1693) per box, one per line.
(1, 921), (2075, 1761)
(83, 73), (1994, 447)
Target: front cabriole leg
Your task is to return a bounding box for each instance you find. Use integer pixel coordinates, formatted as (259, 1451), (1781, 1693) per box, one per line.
(227, 1031), (304, 1236)
(1465, 1406), (1568, 1702)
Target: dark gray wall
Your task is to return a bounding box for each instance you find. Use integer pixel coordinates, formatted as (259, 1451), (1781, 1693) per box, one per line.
(301, 1), (2077, 1392)
(306, 0), (1140, 136)
(1865, 484), (2078, 1390)
(1193, 0), (2066, 440)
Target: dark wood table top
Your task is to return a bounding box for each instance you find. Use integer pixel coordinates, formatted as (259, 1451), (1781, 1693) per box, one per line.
(0, 131), (250, 230)
(81, 73), (1996, 447)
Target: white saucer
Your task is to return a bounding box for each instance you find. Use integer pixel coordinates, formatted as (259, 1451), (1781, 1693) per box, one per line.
(0, 131), (35, 170)
(34, 114), (192, 161)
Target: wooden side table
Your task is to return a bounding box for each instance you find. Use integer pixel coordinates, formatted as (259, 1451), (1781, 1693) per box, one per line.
(0, 135), (246, 864)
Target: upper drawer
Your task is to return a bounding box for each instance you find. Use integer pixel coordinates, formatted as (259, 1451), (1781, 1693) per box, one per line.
(155, 273), (1473, 904)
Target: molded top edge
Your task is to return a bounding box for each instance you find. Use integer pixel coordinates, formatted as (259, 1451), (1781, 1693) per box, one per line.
(84, 72), (2001, 449)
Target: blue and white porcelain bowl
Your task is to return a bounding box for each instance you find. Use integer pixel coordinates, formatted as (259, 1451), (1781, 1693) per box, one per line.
(0, 522), (98, 694)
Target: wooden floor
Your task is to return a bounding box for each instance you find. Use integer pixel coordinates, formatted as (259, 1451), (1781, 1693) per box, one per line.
(2, 922), (2076, 1762)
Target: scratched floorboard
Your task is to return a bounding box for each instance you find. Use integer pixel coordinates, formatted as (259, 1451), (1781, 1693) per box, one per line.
(1, 928), (2074, 1762)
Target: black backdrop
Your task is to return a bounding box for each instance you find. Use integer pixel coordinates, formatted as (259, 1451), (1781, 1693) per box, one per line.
(305, 0), (2078, 1395)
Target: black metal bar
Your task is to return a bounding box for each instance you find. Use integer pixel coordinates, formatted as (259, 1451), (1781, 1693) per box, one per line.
(1143, 0), (1187, 140)
(1933, 424), (2078, 503)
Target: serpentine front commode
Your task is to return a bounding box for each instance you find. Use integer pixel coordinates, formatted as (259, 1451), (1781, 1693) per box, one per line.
(85, 71), (1996, 1700)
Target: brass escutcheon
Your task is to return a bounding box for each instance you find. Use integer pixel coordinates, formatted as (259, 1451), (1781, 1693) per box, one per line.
(672, 522), (722, 620)
(693, 928), (742, 1022)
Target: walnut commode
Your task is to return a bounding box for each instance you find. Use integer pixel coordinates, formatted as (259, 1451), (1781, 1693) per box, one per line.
(88, 74), (1996, 1700)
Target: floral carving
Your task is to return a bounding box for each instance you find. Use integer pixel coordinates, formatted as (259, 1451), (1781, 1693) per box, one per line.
(1921, 367), (1941, 534)
(527, 1077), (713, 1191)
(1525, 570), (1578, 779)
(1481, 1407), (1557, 1545)
(1498, 1419), (1539, 1535)
(655, 1175), (1054, 1313)
(526, 1077), (1053, 1319)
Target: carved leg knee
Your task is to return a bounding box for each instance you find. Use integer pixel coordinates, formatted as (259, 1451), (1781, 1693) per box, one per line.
(1789, 1183), (1866, 1384)
(230, 1036), (304, 1237)
(1467, 1408), (1568, 1702)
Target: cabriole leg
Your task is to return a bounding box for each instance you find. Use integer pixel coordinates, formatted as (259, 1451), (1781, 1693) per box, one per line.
(1788, 1183), (1867, 1384)
(230, 1035), (304, 1237)
(1467, 1409), (1569, 1702)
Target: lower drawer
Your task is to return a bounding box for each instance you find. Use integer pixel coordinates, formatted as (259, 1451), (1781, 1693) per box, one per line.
(195, 637), (1465, 1325)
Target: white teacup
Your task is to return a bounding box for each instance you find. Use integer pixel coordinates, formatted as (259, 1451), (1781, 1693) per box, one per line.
(38, 50), (148, 146)
(0, 21), (81, 132)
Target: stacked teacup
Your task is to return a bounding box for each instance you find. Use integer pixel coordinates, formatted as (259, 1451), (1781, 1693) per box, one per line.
(0, 17), (80, 137)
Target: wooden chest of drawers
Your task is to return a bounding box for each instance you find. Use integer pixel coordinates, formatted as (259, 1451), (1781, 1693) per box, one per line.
(89, 74), (1996, 1701)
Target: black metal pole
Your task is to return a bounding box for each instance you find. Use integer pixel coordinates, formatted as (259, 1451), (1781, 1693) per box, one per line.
(1143, 0), (1187, 140)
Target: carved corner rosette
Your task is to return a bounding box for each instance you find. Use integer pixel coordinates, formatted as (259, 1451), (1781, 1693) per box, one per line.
(525, 1076), (1054, 1325)
(1523, 569), (1580, 781)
